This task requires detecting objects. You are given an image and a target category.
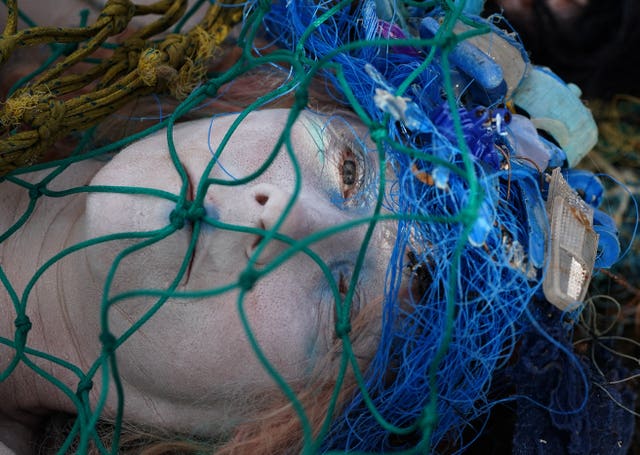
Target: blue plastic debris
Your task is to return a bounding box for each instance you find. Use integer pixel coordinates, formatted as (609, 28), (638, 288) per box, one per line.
(564, 169), (604, 208)
(513, 166), (548, 269)
(420, 16), (507, 102)
(593, 209), (621, 269)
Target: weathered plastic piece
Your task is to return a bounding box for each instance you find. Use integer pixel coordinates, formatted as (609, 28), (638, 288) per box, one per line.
(507, 113), (551, 171)
(420, 17), (506, 101)
(511, 66), (598, 167)
(419, 16), (528, 102)
(543, 168), (599, 311)
(452, 20), (528, 100)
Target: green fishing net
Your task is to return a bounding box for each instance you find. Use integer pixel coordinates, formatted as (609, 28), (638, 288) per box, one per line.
(1, 0), (635, 454)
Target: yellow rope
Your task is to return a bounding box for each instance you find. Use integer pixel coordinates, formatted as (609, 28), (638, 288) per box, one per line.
(0, 0), (244, 175)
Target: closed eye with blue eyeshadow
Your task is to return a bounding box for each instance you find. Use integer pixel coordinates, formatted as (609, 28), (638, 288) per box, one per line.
(317, 260), (364, 344)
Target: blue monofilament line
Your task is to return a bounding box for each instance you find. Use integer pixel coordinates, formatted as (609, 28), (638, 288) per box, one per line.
(261, 1), (604, 452)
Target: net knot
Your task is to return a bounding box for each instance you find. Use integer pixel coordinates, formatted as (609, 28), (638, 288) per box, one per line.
(169, 208), (187, 229)
(159, 34), (189, 67)
(204, 80), (220, 97)
(99, 332), (117, 354)
(27, 99), (67, 141)
(186, 204), (206, 221)
(438, 33), (460, 53)
(334, 320), (352, 338)
(76, 378), (94, 395)
(167, 27), (217, 99)
(99, 0), (135, 35)
(28, 184), (46, 200)
(137, 47), (184, 91)
(239, 267), (260, 290)
(14, 315), (32, 335)
(170, 202), (205, 229)
(137, 48), (163, 87)
(369, 125), (388, 144)
(191, 25), (217, 55)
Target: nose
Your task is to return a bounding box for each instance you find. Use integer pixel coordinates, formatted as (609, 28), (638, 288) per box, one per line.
(245, 183), (330, 264)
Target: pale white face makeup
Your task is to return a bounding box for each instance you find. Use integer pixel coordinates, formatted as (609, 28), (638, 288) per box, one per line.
(62, 108), (395, 433)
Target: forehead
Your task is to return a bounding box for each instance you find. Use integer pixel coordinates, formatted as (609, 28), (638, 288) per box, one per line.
(200, 108), (371, 143)
(174, 108), (378, 175)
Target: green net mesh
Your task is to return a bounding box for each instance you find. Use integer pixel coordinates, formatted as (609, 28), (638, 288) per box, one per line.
(1, 1), (429, 452)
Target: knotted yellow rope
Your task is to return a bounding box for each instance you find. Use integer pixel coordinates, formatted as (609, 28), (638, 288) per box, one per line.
(0, 0), (244, 175)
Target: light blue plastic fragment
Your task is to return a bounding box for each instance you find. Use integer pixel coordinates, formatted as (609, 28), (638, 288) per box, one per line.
(506, 113), (551, 171)
(511, 66), (598, 167)
(419, 16), (530, 102)
(468, 194), (495, 247)
(454, 21), (529, 99)
(432, 166), (450, 189)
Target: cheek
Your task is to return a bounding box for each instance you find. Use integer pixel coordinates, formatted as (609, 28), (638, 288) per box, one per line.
(82, 147), (189, 291)
(243, 268), (324, 372)
(116, 276), (322, 400)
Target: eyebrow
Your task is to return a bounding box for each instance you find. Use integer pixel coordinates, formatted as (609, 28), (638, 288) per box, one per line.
(300, 116), (328, 165)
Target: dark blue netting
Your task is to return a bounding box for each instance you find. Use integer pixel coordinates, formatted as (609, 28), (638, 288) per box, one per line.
(509, 305), (636, 455)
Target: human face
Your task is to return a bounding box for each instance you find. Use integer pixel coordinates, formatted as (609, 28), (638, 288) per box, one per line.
(71, 108), (395, 432)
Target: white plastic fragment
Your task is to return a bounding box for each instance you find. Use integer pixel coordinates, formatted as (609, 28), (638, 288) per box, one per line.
(543, 168), (599, 311)
(373, 88), (411, 123)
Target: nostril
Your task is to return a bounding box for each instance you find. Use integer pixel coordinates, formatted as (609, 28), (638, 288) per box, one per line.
(255, 193), (268, 206)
